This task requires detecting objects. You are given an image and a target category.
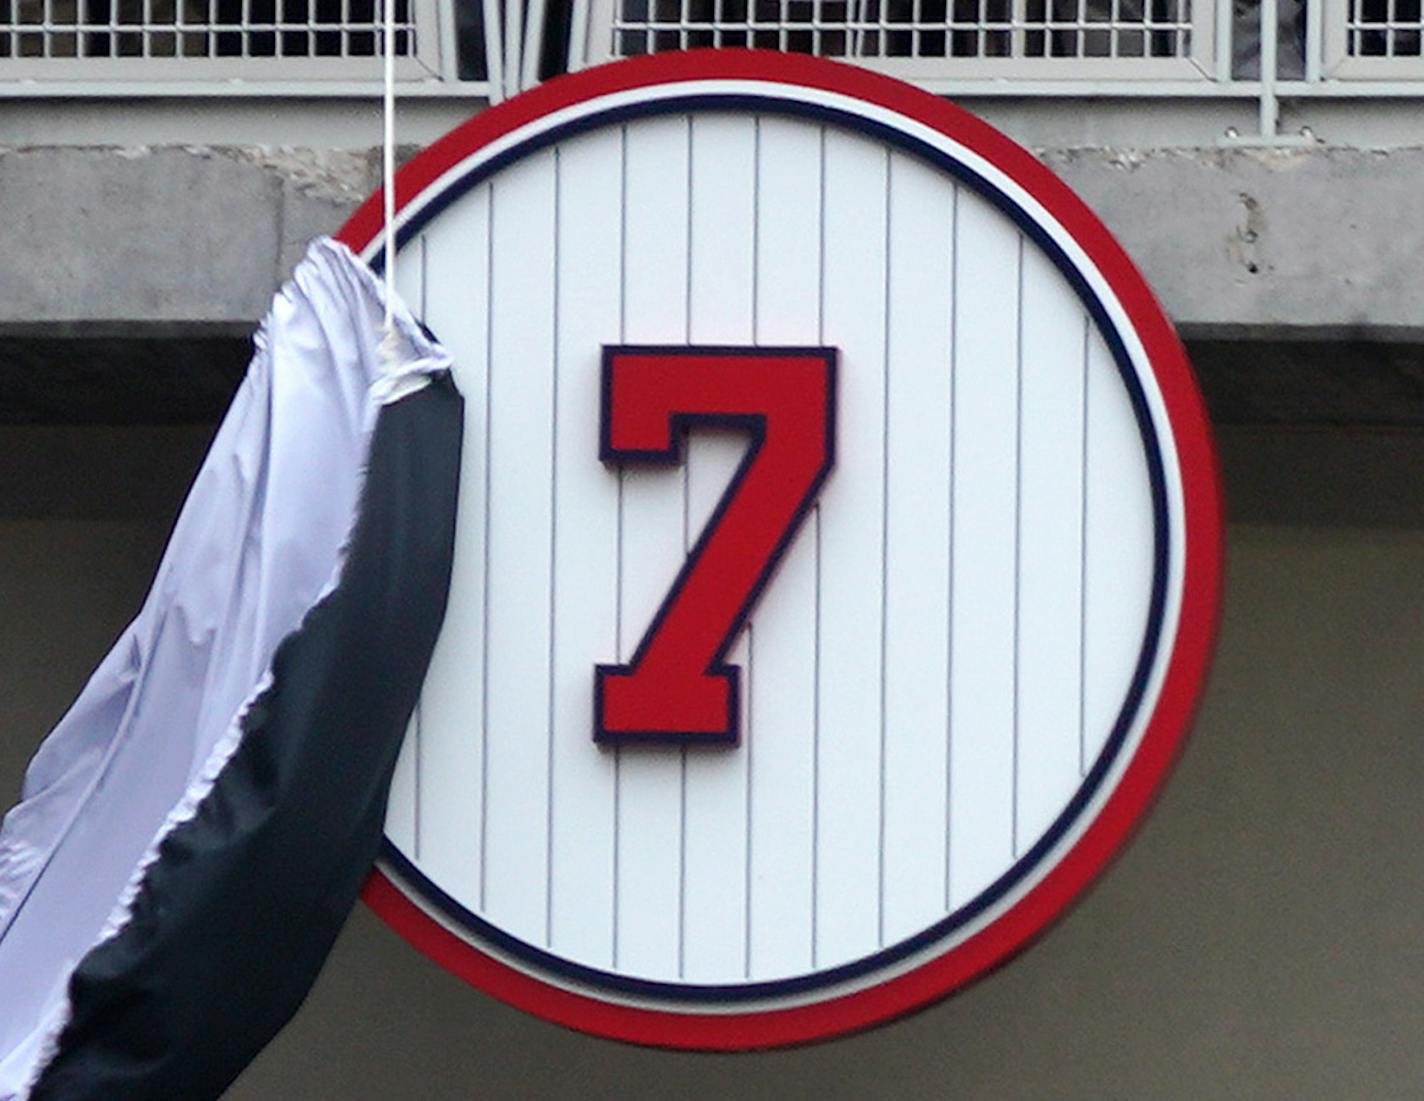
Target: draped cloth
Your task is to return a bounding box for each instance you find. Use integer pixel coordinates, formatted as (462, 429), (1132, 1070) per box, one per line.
(0, 238), (461, 1101)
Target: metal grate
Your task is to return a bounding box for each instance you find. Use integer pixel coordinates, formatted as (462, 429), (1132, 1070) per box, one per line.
(609, 0), (1195, 63)
(0, 0), (415, 61)
(1349, 0), (1424, 57)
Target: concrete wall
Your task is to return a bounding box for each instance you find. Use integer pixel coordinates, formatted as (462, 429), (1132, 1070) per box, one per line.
(3, 422), (1422, 1098)
(7, 132), (1424, 437)
(3, 119), (1424, 340)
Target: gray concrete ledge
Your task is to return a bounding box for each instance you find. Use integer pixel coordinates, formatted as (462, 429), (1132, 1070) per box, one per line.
(2, 142), (1421, 338)
(0, 145), (391, 328)
(1040, 145), (1424, 340)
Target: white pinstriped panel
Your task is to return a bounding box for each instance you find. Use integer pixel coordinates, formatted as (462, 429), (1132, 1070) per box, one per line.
(384, 112), (1155, 985)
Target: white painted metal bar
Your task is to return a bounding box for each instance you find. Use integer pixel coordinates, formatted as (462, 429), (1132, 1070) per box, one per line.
(483, 0), (508, 100)
(1260, 0), (1281, 135)
(522, 0), (552, 88)
(0, 75), (1267, 96)
(1214, 0), (1233, 79)
(1306, 0), (1325, 82)
(1278, 75), (1424, 91)
(567, 0), (593, 72)
(407, 0), (446, 79)
(0, 78), (489, 95)
(504, 0), (526, 99)
(437, 0), (460, 81)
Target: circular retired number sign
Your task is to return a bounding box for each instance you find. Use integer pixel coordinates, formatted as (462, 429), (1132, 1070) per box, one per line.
(339, 50), (1221, 1049)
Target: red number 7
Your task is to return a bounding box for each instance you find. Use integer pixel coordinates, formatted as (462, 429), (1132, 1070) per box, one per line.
(595, 345), (837, 746)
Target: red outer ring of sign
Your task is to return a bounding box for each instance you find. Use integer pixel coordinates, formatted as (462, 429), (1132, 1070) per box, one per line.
(340, 48), (1223, 1050)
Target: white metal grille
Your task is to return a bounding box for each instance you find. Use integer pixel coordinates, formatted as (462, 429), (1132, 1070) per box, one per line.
(0, 0), (471, 82)
(576, 0), (1213, 78)
(1348, 0), (1423, 57)
(0, 0), (413, 59)
(610, 0), (1195, 61)
(1323, 0), (1424, 76)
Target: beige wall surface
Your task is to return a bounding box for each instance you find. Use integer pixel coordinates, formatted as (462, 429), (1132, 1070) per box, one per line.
(2, 424), (1422, 1100)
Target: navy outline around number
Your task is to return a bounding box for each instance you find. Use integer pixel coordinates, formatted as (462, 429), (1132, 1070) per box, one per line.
(593, 344), (837, 746)
(370, 91), (1172, 1006)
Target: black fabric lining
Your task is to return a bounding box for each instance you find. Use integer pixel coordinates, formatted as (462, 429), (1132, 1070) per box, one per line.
(32, 375), (462, 1101)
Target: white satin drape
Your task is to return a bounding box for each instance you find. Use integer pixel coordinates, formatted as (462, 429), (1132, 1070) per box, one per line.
(0, 238), (449, 1099)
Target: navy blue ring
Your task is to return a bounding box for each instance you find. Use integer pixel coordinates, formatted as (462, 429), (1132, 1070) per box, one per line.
(373, 88), (1171, 1006)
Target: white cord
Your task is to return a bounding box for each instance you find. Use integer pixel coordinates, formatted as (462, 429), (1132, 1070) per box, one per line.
(381, 0), (397, 342)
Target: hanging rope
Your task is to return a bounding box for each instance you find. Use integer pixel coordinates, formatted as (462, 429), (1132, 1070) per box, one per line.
(381, 0), (398, 347)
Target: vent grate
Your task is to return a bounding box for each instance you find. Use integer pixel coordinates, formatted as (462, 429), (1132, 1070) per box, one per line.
(0, 0), (415, 61)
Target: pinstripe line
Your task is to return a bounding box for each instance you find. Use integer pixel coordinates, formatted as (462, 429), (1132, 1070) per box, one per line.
(544, 147), (561, 948)
(743, 113), (762, 982)
(740, 120), (763, 979)
(945, 183), (958, 914)
(743, 624), (756, 980)
(1011, 233), (1024, 859)
(479, 182), (495, 912)
(684, 113), (695, 342)
(876, 148), (892, 948)
(678, 112), (693, 982)
(415, 235), (428, 863)
(612, 124), (628, 969)
(810, 508), (822, 964)
(1079, 312), (1091, 777)
(810, 121), (827, 968)
(751, 115), (761, 341)
(414, 234), (426, 863)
